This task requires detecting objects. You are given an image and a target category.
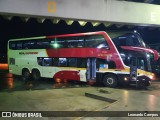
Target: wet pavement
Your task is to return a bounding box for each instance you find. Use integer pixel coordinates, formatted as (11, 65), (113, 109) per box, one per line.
(0, 64), (92, 92)
(0, 71), (91, 92)
(0, 68), (160, 92)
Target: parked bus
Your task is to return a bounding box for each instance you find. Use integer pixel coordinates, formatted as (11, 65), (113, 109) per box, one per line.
(8, 31), (158, 87)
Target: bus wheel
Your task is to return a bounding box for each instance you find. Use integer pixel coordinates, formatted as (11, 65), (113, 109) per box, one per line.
(22, 69), (30, 80)
(103, 74), (118, 88)
(32, 69), (41, 81)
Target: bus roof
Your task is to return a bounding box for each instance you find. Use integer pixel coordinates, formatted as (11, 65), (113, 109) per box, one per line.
(9, 31), (106, 41)
(8, 30), (135, 41)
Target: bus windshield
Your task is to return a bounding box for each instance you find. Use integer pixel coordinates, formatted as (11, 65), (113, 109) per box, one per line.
(107, 31), (146, 48)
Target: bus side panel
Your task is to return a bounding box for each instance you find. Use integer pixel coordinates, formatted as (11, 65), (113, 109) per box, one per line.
(8, 51), (22, 75)
(42, 67), (55, 78)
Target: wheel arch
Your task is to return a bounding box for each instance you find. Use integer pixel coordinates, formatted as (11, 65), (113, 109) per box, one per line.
(22, 68), (31, 75)
(103, 72), (119, 81)
(96, 72), (120, 83)
(32, 68), (41, 76)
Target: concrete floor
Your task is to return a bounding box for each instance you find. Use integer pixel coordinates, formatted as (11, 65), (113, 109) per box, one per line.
(0, 87), (110, 111)
(1, 82), (160, 120)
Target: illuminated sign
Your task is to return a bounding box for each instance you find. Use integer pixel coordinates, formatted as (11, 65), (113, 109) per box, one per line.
(48, 1), (56, 13)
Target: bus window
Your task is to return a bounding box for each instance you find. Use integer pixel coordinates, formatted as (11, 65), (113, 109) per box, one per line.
(53, 58), (59, 66)
(37, 57), (43, 66)
(59, 58), (67, 66)
(67, 39), (78, 48)
(77, 39), (84, 47)
(137, 58), (146, 70)
(16, 42), (22, 50)
(68, 58), (77, 67)
(97, 58), (109, 69)
(23, 41), (35, 49)
(55, 38), (66, 48)
(108, 61), (116, 69)
(36, 40), (50, 49)
(85, 35), (109, 49)
(66, 37), (84, 48)
(77, 58), (86, 68)
(130, 57), (146, 70)
(9, 42), (16, 50)
(97, 58), (116, 69)
(112, 33), (141, 48)
(42, 58), (52, 66)
(130, 57), (137, 66)
(9, 58), (15, 65)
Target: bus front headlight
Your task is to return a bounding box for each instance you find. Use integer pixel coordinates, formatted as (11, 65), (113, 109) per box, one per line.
(149, 73), (155, 80)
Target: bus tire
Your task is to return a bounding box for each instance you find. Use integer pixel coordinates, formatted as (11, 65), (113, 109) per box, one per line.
(103, 74), (118, 88)
(32, 69), (41, 81)
(22, 69), (30, 80)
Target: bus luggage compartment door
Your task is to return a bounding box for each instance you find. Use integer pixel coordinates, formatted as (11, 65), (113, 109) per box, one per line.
(79, 70), (87, 82)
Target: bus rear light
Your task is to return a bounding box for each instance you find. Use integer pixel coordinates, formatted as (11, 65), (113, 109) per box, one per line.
(0, 63), (8, 70)
(55, 78), (61, 83)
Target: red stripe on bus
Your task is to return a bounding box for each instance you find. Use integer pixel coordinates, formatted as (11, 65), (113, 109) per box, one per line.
(46, 48), (125, 69)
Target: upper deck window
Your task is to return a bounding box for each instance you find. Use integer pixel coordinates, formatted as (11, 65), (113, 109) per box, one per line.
(112, 33), (141, 47)
(85, 35), (109, 49)
(9, 42), (16, 50)
(16, 42), (23, 50)
(9, 34), (109, 50)
(108, 31), (146, 48)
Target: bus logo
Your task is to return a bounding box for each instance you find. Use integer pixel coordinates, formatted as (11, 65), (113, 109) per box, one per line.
(2, 112), (11, 117)
(48, 1), (56, 13)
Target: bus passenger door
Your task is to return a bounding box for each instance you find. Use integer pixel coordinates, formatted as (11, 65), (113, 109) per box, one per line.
(130, 57), (137, 81)
(86, 58), (96, 81)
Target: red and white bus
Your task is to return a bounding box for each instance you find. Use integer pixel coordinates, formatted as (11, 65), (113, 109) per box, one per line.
(8, 31), (158, 87)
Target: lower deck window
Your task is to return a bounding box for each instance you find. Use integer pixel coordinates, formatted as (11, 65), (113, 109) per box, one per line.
(37, 57), (116, 69)
(37, 57), (83, 68)
(59, 58), (67, 67)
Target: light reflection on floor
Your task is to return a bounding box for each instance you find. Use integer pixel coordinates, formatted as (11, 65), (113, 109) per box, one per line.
(0, 63), (8, 70)
(0, 71), (89, 91)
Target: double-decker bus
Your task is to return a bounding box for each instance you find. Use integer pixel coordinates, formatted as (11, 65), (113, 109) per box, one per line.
(8, 31), (158, 87)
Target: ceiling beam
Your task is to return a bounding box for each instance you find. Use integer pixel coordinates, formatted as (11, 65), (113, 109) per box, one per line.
(0, 0), (160, 26)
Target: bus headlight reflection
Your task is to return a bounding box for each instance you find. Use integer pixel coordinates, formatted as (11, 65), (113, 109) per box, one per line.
(124, 77), (128, 81)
